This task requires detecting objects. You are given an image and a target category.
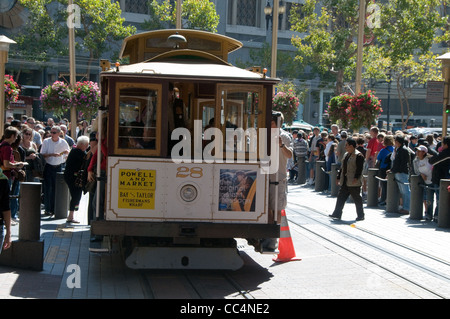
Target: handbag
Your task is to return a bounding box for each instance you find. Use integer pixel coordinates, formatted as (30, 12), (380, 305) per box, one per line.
(74, 169), (86, 188)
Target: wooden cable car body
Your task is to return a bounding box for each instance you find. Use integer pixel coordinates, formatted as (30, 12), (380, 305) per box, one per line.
(91, 29), (280, 269)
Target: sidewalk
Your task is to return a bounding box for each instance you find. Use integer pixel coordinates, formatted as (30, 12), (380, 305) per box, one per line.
(0, 192), (91, 299)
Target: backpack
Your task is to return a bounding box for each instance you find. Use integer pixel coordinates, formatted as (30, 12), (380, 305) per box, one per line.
(32, 153), (46, 178)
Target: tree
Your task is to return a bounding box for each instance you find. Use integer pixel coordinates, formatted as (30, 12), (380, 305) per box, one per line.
(289, 0), (445, 129)
(143, 0), (220, 32)
(235, 42), (305, 80)
(14, 0), (67, 81)
(66, 0), (136, 77)
(290, 0), (363, 95)
(370, 0), (444, 129)
(17, 0), (136, 80)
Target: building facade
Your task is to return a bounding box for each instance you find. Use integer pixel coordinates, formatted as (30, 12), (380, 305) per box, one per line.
(0, 0), (446, 130)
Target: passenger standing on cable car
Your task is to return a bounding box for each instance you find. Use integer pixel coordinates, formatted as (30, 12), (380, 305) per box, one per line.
(261, 112), (293, 252)
(87, 116), (108, 223)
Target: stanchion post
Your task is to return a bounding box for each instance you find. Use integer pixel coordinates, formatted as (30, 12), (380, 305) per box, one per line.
(314, 161), (326, 192)
(367, 168), (379, 207)
(438, 179), (450, 228)
(409, 175), (423, 220)
(296, 157), (306, 185)
(386, 172), (399, 213)
(18, 182), (42, 241)
(54, 172), (69, 220)
(0, 182), (44, 270)
(330, 163), (340, 197)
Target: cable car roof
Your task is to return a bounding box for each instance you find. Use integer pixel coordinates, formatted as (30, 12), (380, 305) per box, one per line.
(120, 29), (243, 64)
(106, 60), (272, 81)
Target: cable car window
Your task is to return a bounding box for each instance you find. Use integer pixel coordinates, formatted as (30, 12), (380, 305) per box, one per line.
(115, 83), (161, 156)
(218, 85), (263, 158)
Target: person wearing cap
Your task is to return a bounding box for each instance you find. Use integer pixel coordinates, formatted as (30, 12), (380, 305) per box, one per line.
(417, 138), (438, 156)
(387, 134), (411, 214)
(413, 145), (433, 219)
(428, 136), (450, 222)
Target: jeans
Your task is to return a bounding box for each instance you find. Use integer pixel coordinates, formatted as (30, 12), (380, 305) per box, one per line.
(43, 164), (63, 214)
(395, 173), (410, 211)
(426, 183), (440, 218)
(9, 180), (19, 219)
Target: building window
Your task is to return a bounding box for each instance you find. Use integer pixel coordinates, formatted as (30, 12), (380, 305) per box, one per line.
(236, 0), (257, 27)
(125, 0), (149, 14)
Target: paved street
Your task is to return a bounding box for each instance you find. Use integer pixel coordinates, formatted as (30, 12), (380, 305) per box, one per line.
(0, 182), (449, 301)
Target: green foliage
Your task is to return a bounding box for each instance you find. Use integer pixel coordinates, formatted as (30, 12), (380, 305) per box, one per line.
(70, 0), (136, 59)
(17, 0), (136, 63)
(373, 0), (445, 65)
(289, 0), (444, 97)
(15, 0), (67, 62)
(144, 0), (219, 32)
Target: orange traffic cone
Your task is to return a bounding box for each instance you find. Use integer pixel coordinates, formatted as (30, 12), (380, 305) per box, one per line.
(273, 209), (301, 263)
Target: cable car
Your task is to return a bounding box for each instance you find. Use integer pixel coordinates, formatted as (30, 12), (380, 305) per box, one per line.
(90, 29), (281, 270)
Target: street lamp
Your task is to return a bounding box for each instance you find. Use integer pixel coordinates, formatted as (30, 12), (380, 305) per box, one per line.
(0, 35), (16, 134)
(437, 52), (450, 137)
(265, 1), (272, 30)
(265, 1), (286, 30)
(264, 0), (285, 80)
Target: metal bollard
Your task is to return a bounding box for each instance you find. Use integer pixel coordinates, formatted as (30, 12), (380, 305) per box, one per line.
(18, 182), (42, 241)
(54, 172), (69, 220)
(314, 161), (327, 192)
(409, 175), (423, 220)
(438, 179), (450, 228)
(297, 156), (307, 185)
(330, 163), (340, 197)
(386, 172), (399, 213)
(367, 168), (379, 207)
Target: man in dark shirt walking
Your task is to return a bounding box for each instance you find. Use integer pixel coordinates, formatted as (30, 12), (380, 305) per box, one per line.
(329, 138), (365, 221)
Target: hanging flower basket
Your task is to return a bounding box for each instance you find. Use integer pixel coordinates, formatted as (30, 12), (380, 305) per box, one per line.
(327, 91), (382, 131)
(40, 81), (72, 117)
(326, 93), (353, 129)
(272, 89), (300, 125)
(72, 81), (100, 119)
(348, 91), (383, 131)
(4, 74), (20, 108)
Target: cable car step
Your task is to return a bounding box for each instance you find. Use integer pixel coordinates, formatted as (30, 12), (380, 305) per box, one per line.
(125, 246), (244, 270)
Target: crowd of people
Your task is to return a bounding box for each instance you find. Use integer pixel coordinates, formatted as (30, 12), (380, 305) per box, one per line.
(0, 115), (103, 252)
(291, 123), (450, 222)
